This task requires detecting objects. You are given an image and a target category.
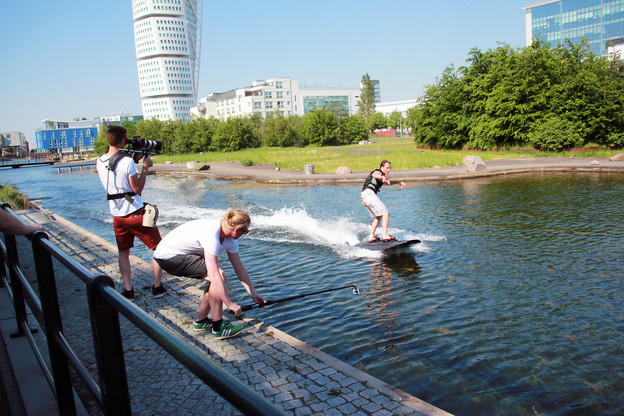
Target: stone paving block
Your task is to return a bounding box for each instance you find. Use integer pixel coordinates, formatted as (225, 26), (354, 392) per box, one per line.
(305, 383), (325, 394)
(362, 401), (383, 413)
(323, 408), (346, 416)
(372, 409), (395, 416)
(372, 393), (393, 405)
(326, 396), (347, 407)
(292, 387), (312, 401)
(286, 372), (305, 383)
(281, 398), (303, 410)
(310, 402), (331, 413)
(337, 402), (358, 415)
(360, 387), (381, 399)
(294, 407), (314, 416)
(268, 376), (288, 388)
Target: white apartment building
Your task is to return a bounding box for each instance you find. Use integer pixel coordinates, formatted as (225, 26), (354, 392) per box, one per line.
(132, 0), (202, 122)
(375, 99), (419, 118)
(191, 77), (362, 120)
(0, 131), (27, 147)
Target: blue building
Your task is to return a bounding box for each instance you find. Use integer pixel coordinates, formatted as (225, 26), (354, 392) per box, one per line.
(34, 119), (97, 153)
(525, 0), (624, 56)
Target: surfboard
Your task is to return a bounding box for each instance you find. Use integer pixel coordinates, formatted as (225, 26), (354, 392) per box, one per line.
(350, 239), (420, 252)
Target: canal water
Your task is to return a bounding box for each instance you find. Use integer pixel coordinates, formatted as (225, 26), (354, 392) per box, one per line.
(2, 165), (623, 415)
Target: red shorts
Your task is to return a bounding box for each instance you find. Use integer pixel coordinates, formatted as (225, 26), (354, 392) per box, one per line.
(112, 208), (162, 252)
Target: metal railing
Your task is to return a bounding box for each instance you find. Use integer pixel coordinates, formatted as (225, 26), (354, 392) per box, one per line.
(0, 202), (284, 416)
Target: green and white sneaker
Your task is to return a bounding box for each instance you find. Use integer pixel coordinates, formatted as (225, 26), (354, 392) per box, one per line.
(212, 321), (243, 339)
(193, 318), (212, 331)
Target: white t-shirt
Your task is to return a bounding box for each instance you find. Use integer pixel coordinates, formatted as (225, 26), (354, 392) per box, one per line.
(154, 219), (238, 260)
(96, 154), (144, 217)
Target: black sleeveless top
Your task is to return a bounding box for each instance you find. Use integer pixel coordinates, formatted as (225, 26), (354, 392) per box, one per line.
(362, 169), (384, 194)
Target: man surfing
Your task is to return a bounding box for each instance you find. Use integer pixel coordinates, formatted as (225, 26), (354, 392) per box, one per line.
(360, 160), (406, 242)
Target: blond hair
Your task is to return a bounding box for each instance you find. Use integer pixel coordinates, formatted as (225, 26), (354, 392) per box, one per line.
(223, 209), (250, 229)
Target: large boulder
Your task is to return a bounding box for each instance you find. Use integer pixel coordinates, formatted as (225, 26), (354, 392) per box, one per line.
(186, 161), (210, 171)
(610, 153), (624, 161)
(335, 166), (352, 174)
(463, 155), (487, 172)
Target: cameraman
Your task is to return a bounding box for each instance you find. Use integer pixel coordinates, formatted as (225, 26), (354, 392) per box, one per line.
(96, 125), (166, 300)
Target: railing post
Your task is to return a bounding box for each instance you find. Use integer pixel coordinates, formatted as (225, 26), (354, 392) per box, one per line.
(87, 274), (131, 416)
(5, 231), (28, 336)
(0, 236), (6, 289)
(31, 232), (77, 416)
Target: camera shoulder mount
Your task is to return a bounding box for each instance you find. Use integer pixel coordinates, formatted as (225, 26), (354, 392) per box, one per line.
(107, 151), (131, 171)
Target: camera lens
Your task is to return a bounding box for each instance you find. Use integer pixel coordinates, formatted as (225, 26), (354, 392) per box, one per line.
(145, 140), (163, 150)
(128, 136), (162, 151)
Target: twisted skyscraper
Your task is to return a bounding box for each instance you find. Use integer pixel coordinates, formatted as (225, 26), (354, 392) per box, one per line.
(132, 0), (202, 121)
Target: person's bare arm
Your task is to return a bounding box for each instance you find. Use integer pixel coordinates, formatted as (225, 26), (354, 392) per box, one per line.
(128, 156), (153, 195)
(228, 251), (264, 305)
(0, 209), (44, 236)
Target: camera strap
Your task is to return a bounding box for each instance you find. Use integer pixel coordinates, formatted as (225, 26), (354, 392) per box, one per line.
(107, 152), (130, 171)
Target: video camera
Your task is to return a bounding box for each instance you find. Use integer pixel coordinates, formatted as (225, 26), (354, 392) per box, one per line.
(126, 136), (163, 162)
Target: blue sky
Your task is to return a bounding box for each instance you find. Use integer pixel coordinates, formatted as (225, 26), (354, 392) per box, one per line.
(0, 0), (529, 141)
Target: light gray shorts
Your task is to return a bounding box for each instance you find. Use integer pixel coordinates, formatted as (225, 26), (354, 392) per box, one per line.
(361, 189), (388, 218)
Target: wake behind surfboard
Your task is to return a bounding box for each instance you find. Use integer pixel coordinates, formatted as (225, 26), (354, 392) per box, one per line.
(349, 239), (420, 252)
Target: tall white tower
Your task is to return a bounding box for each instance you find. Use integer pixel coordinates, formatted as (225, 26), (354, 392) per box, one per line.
(132, 0), (202, 121)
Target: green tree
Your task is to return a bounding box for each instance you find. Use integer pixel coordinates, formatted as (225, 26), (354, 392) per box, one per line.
(300, 108), (339, 146)
(358, 73), (376, 116)
(211, 117), (260, 151)
(366, 112), (388, 134)
(339, 114), (369, 144)
(122, 121), (138, 140)
(411, 40), (624, 150)
(135, 118), (166, 146)
(94, 125), (109, 155)
(263, 114), (300, 147)
(171, 116), (218, 153)
(412, 65), (469, 148)
(387, 111), (403, 130)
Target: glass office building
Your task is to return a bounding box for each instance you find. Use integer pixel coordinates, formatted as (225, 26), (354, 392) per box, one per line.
(525, 0), (624, 55)
(302, 96), (350, 115)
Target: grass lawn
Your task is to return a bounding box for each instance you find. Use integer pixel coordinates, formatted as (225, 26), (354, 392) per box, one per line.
(152, 139), (623, 174)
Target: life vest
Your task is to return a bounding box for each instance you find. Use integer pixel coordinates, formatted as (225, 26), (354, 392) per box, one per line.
(362, 168), (384, 194)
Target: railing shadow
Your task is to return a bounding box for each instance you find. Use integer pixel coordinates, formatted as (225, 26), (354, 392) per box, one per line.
(0, 201), (284, 416)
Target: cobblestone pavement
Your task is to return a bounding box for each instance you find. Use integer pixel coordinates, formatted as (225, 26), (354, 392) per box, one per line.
(12, 208), (451, 416)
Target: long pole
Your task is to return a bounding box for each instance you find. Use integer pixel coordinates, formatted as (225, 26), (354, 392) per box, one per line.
(240, 284), (359, 312)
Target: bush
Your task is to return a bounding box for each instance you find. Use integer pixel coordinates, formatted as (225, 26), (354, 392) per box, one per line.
(528, 117), (584, 151)
(604, 132), (624, 149)
(0, 185), (30, 209)
(211, 117), (260, 151)
(263, 114), (299, 147)
(339, 115), (369, 144)
(300, 108), (339, 146)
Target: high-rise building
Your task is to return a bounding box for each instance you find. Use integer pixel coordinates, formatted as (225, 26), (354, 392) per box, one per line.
(524, 0), (624, 57)
(132, 0), (203, 122)
(372, 79), (381, 103)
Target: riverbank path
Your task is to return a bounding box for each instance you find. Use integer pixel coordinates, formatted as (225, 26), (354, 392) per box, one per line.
(0, 207), (451, 416)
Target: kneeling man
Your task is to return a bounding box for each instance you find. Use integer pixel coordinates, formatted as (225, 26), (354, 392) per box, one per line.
(154, 209), (264, 339)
